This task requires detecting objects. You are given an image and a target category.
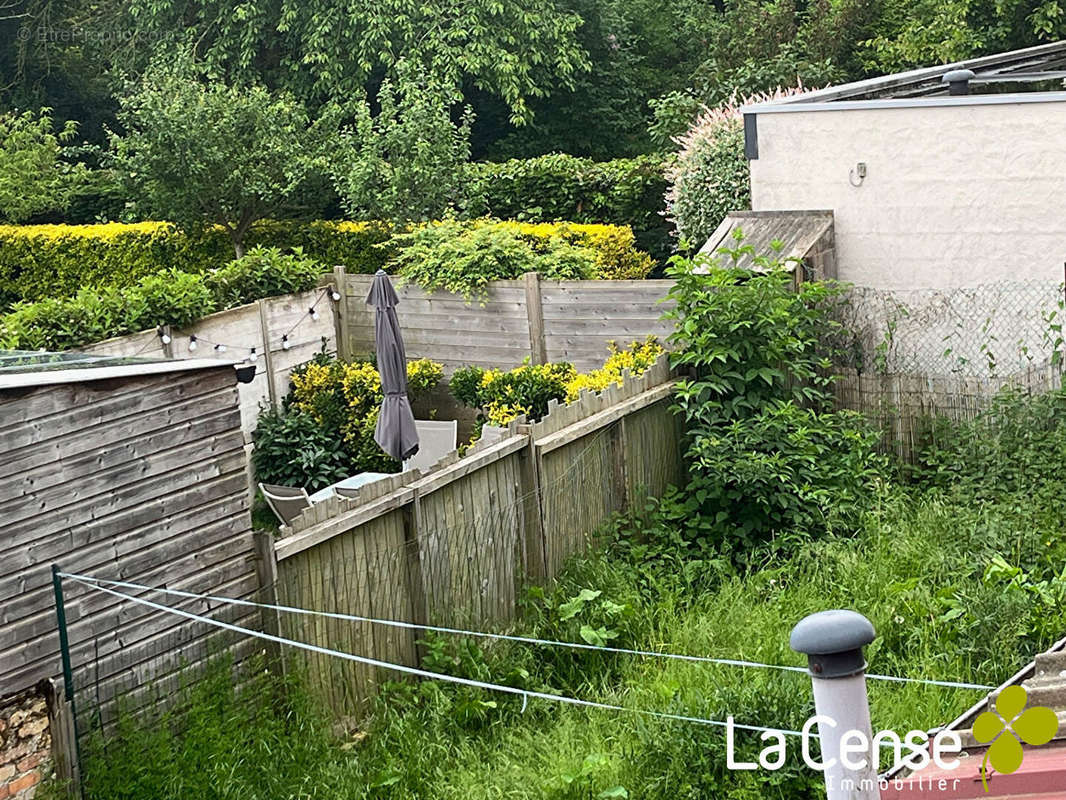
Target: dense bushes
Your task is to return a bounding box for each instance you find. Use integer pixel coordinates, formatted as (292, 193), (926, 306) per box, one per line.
(664, 244), (886, 555)
(0, 219), (651, 311)
(0, 247), (323, 350)
(391, 220), (653, 300)
(0, 220), (388, 309)
(665, 89), (805, 248)
(462, 155), (673, 262)
(253, 355), (443, 490)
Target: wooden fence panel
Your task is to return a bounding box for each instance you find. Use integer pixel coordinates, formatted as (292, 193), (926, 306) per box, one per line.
(269, 358), (681, 714)
(77, 286), (339, 439)
(539, 280), (675, 371)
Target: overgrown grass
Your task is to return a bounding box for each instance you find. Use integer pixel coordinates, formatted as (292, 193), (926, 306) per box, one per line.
(79, 473), (1066, 799)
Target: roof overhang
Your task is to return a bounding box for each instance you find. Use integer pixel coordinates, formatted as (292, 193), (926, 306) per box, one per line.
(743, 39), (1066, 114)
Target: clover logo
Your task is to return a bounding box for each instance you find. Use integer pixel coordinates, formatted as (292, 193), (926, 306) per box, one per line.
(972, 685), (1058, 792)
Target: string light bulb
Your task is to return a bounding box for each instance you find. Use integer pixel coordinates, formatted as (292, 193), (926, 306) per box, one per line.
(310, 307), (320, 321)
(188, 335), (198, 352)
(214, 343), (226, 353)
(281, 335), (291, 351)
(161, 332), (172, 345)
(249, 347), (258, 361)
(330, 290), (341, 302)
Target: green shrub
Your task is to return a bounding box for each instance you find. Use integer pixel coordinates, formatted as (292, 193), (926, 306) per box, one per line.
(665, 90), (808, 248)
(665, 244), (886, 554)
(252, 406), (354, 491)
(451, 361), (577, 426)
(0, 288), (128, 351)
(462, 154), (674, 262)
(390, 220), (598, 300)
(914, 388), (1066, 502)
(127, 269), (218, 331)
(252, 355), (444, 490)
(0, 220), (390, 310)
(205, 247), (325, 307)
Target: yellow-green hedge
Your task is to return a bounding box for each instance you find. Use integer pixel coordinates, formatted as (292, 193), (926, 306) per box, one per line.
(0, 219), (651, 309)
(0, 220), (391, 309)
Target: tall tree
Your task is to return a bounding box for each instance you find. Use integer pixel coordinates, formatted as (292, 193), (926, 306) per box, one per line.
(109, 59), (343, 257)
(121, 0), (589, 124)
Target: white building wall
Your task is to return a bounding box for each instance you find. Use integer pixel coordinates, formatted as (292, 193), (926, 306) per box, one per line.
(749, 101), (1066, 290)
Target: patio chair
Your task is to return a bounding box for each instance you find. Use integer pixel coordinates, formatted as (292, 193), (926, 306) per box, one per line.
(259, 482), (312, 526)
(403, 419), (458, 473)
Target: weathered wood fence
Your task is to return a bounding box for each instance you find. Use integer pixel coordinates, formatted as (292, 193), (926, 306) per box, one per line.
(77, 283), (341, 436)
(260, 356), (681, 718)
(335, 267), (676, 373)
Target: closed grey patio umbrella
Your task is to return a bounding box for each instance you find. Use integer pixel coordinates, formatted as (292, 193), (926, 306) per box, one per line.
(367, 270), (419, 462)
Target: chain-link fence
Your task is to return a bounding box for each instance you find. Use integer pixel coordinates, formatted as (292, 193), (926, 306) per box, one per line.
(835, 281), (1065, 378)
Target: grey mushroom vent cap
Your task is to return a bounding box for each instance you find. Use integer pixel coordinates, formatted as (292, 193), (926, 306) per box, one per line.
(941, 69), (976, 85)
(790, 610), (876, 679)
(790, 609), (875, 654)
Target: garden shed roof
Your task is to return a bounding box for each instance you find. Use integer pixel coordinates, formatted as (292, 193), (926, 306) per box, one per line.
(0, 349), (241, 390)
(698, 210), (835, 278)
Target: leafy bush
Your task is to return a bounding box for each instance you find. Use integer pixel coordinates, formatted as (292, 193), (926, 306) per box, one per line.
(665, 244), (886, 553)
(389, 219), (652, 300)
(565, 337), (664, 401)
(665, 89), (806, 248)
(0, 248), (331, 350)
(205, 247), (325, 307)
(914, 388), (1066, 502)
(253, 355), (444, 490)
(0, 288), (129, 351)
(252, 406), (353, 491)
(0, 219), (644, 312)
(127, 269), (218, 331)
(461, 154), (673, 262)
(0, 108), (88, 225)
(452, 340), (664, 432)
(390, 221), (595, 300)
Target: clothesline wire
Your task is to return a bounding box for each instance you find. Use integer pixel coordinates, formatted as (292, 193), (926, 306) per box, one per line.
(72, 578), (809, 739)
(59, 572), (994, 692)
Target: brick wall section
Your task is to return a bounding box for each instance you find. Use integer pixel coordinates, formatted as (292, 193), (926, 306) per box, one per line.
(0, 687), (51, 800)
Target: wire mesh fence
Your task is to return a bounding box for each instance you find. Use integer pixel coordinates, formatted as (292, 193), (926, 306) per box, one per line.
(834, 281), (1065, 378)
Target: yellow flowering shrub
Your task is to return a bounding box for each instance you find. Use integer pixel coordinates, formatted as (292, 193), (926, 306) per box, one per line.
(565, 337), (665, 402)
(282, 354), (444, 473)
(450, 339), (665, 433)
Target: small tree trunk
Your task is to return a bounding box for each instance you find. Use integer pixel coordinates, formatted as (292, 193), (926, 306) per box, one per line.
(233, 240), (246, 259)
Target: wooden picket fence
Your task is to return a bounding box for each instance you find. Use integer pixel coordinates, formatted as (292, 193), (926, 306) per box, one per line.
(259, 355), (681, 719)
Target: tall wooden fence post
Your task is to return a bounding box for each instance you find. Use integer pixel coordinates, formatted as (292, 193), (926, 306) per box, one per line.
(257, 299), (279, 408)
(402, 489), (430, 664)
(523, 272), (547, 365)
(253, 530), (284, 676)
(332, 265), (350, 362)
(517, 424), (548, 581)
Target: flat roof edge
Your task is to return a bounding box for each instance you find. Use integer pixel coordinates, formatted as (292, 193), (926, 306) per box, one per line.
(743, 90), (1066, 114)
(743, 39), (1066, 112)
(0, 358), (240, 390)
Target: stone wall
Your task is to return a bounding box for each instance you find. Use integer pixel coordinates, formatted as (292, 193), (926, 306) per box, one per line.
(0, 686), (51, 800)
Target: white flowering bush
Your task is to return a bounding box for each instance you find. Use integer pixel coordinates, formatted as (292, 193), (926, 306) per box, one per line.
(665, 87), (808, 248)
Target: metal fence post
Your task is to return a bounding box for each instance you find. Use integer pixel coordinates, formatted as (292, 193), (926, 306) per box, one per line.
(790, 609), (879, 800)
(51, 565), (84, 798)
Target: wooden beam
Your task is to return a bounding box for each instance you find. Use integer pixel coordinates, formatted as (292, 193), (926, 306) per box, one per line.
(524, 272), (547, 365)
(257, 299), (278, 408)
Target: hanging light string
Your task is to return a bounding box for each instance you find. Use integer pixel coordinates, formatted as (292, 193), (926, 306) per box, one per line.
(153, 286), (339, 359)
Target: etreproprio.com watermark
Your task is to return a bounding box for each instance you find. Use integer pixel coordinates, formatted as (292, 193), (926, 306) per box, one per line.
(16, 25), (168, 44)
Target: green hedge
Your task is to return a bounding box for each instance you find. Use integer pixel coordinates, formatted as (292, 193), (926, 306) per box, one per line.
(461, 154), (674, 263)
(0, 220), (391, 310)
(0, 248), (325, 351)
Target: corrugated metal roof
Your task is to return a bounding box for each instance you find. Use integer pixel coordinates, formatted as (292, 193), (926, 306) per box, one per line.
(884, 639), (1066, 798)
